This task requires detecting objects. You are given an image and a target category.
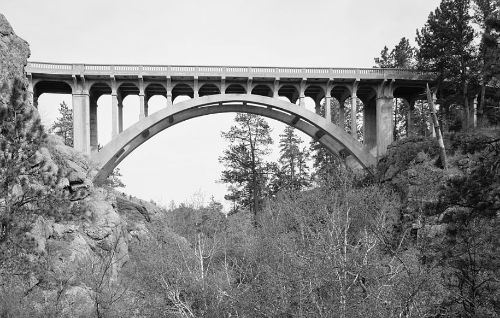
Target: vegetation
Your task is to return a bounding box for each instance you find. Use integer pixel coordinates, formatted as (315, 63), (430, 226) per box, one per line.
(219, 113), (274, 222)
(49, 101), (73, 147)
(0, 78), (67, 249)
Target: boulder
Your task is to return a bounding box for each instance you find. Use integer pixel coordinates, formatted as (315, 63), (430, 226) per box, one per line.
(116, 195), (151, 222)
(27, 216), (54, 253)
(52, 223), (78, 239)
(59, 285), (95, 318)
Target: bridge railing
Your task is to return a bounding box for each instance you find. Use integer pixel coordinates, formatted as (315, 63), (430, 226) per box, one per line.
(25, 61), (435, 80)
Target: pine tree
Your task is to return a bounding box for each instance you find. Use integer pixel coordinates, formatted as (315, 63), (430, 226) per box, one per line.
(274, 126), (310, 191)
(472, 0), (500, 126)
(0, 78), (65, 246)
(375, 37), (416, 140)
(392, 37), (415, 69)
(49, 101), (73, 147)
(374, 37), (415, 69)
(309, 139), (343, 185)
(374, 46), (394, 68)
(219, 113), (273, 225)
(102, 167), (125, 189)
(416, 0), (477, 129)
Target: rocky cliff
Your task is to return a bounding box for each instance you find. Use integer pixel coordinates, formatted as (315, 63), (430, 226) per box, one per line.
(0, 13), (165, 317)
(16, 135), (161, 317)
(0, 13), (30, 103)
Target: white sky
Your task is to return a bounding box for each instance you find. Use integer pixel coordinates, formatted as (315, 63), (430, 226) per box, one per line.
(1, 0), (440, 209)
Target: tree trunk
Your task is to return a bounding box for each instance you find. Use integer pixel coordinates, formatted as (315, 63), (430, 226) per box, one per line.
(478, 81), (486, 127)
(394, 98), (398, 141)
(427, 84), (447, 170)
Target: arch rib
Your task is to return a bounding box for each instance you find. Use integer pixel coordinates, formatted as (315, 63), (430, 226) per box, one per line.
(92, 94), (376, 184)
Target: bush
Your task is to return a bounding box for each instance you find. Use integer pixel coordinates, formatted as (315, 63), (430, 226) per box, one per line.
(447, 130), (500, 155)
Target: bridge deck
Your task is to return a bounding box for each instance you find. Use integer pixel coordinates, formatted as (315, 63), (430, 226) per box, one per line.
(26, 61), (435, 81)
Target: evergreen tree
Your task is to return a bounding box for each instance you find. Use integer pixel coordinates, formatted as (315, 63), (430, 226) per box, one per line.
(473, 0), (500, 126)
(309, 139), (343, 184)
(272, 126), (310, 192)
(49, 101), (73, 147)
(416, 0), (477, 129)
(103, 167), (125, 189)
(392, 37), (415, 69)
(375, 37), (416, 140)
(374, 45), (394, 68)
(0, 78), (67, 266)
(219, 113), (273, 225)
(374, 37), (415, 69)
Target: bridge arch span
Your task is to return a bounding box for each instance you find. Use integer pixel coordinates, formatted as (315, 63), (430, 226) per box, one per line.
(92, 94), (377, 184)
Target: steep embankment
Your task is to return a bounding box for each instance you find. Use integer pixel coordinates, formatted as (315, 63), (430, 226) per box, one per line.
(377, 131), (500, 239)
(0, 13), (170, 317)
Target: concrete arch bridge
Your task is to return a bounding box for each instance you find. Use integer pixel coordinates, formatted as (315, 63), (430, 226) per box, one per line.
(26, 62), (436, 183)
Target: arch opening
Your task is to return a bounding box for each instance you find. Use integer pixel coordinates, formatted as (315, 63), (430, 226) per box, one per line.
(278, 85), (299, 103)
(198, 83), (221, 97)
(393, 86), (426, 139)
(225, 84), (246, 94)
(172, 83), (194, 101)
(33, 81), (73, 131)
(251, 84), (273, 97)
(148, 95), (168, 115)
(89, 83), (112, 152)
(344, 96), (365, 143)
(304, 85), (325, 115)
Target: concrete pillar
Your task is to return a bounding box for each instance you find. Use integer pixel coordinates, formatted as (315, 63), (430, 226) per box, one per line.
(364, 98), (377, 154)
(89, 94), (98, 153)
(339, 99), (346, 130)
(118, 98), (123, 133)
(273, 79), (279, 98)
(166, 77), (173, 107)
(111, 93), (120, 138)
(72, 92), (91, 155)
(221, 78), (226, 95)
(404, 98), (414, 137)
(351, 82), (359, 140)
(193, 77), (199, 98)
(325, 95), (332, 122)
(351, 94), (358, 139)
(299, 79), (306, 107)
(139, 77), (146, 119)
(299, 96), (305, 107)
(139, 93), (146, 119)
(376, 96), (394, 157)
(247, 78), (252, 95)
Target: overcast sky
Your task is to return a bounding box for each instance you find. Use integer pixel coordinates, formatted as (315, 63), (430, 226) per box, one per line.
(1, 0), (440, 209)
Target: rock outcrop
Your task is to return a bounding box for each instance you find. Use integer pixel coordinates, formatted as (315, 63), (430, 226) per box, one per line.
(22, 136), (168, 316)
(0, 13), (30, 103)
